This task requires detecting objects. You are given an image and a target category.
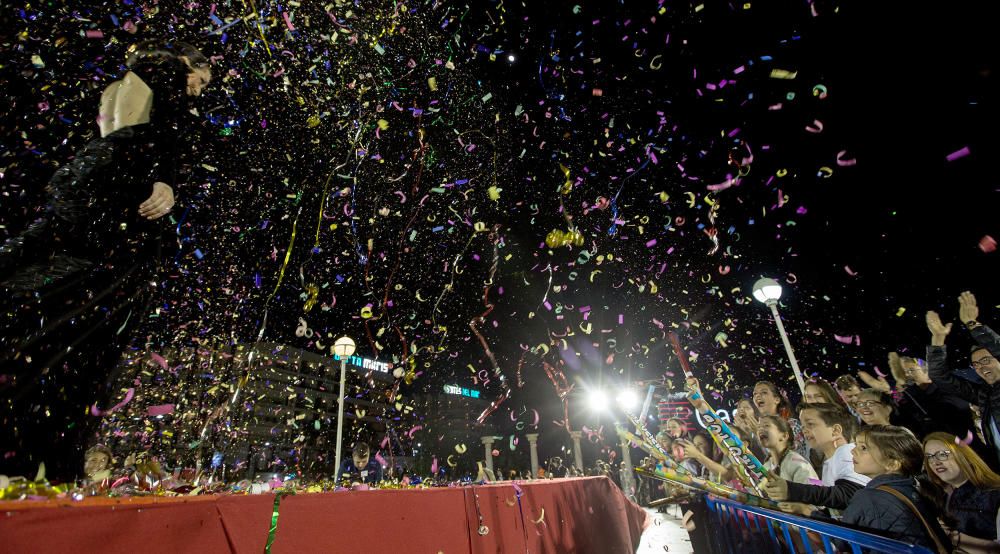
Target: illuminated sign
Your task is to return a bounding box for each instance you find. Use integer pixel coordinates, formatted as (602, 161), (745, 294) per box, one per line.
(443, 384), (481, 399)
(333, 353), (392, 374)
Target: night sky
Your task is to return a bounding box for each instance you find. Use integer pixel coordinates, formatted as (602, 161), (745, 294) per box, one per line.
(1, 0), (997, 473)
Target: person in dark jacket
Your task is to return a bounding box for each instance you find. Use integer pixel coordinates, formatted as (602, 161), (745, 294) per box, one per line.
(0, 40), (212, 480)
(841, 425), (950, 552)
(923, 432), (1000, 552)
(889, 352), (998, 469)
(339, 443), (383, 484)
(926, 292), (1000, 470)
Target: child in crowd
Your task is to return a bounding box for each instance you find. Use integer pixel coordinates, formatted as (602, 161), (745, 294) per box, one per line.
(753, 381), (808, 460)
(840, 425), (950, 553)
(761, 403), (869, 513)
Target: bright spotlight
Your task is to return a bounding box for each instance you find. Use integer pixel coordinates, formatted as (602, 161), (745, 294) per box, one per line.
(616, 389), (639, 411)
(587, 389), (609, 412)
(507, 54), (516, 62)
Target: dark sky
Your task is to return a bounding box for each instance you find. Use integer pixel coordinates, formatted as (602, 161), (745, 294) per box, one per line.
(1, 0), (997, 471)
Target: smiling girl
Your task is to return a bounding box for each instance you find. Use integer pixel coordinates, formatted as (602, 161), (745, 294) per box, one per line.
(841, 425), (950, 552)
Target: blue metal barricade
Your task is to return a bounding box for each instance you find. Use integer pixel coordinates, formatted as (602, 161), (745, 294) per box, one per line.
(703, 495), (936, 554)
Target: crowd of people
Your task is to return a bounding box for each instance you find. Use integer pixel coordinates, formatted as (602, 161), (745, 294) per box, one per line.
(632, 291), (1000, 553)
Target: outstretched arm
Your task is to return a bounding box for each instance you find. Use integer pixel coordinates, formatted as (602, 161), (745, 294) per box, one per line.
(961, 291), (1000, 359)
(927, 310), (984, 403)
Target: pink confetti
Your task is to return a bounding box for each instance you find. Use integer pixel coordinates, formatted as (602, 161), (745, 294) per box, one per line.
(946, 146), (971, 162)
(958, 431), (974, 445)
(844, 266), (857, 276)
(618, 314), (624, 325)
(90, 388), (134, 416)
(147, 404), (175, 417)
(85, 30), (104, 38)
(979, 235), (997, 253)
(645, 239), (657, 247)
(375, 452), (387, 467)
(833, 334), (854, 344)
(835, 150), (857, 166)
(282, 12), (296, 31)
(149, 352), (168, 370)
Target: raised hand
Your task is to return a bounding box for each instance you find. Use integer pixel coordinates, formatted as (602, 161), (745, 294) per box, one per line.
(858, 370), (892, 393)
(736, 407), (759, 432)
(959, 291), (979, 325)
(926, 311), (952, 346)
(139, 182), (175, 220)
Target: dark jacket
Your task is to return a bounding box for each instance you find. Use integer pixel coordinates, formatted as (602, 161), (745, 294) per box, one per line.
(786, 478), (865, 510)
(927, 325), (1000, 466)
(948, 481), (1000, 540)
(841, 474), (948, 552)
(339, 457), (383, 484)
(894, 382), (998, 468)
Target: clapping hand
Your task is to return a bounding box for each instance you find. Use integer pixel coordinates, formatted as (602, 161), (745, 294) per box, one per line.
(959, 291), (979, 325)
(926, 311), (952, 346)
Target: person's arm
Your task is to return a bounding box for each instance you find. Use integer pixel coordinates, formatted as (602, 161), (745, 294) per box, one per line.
(960, 292), (1000, 359)
(676, 439), (730, 482)
(926, 311), (984, 402)
(129, 60), (187, 220)
(784, 479), (865, 510)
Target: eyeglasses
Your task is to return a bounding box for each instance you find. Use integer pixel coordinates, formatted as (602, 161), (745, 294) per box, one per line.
(972, 356), (996, 369)
(925, 450), (952, 463)
(855, 401), (884, 409)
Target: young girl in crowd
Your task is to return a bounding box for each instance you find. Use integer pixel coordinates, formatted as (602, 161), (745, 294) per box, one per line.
(923, 432), (1000, 553)
(841, 425), (950, 553)
(733, 398), (769, 461)
(759, 415), (818, 485)
(759, 415), (820, 516)
(804, 378), (850, 411)
(753, 381), (809, 459)
(761, 403), (869, 513)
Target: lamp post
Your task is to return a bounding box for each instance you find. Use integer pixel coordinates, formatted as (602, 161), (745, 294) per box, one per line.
(752, 277), (806, 396)
(333, 336), (356, 483)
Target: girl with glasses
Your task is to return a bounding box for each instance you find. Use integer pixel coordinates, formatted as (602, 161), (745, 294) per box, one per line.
(923, 432), (1000, 553)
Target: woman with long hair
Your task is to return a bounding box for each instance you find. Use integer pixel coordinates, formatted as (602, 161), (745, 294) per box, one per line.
(924, 432), (1000, 553)
(803, 378), (849, 411)
(754, 381), (808, 459)
(0, 39), (212, 480)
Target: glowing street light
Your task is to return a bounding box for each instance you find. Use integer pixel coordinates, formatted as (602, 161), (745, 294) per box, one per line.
(751, 277), (806, 396)
(333, 336), (356, 482)
(587, 389), (609, 412)
(616, 389), (639, 412)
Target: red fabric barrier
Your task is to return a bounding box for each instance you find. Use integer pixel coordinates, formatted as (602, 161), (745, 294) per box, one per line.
(0, 476), (647, 553)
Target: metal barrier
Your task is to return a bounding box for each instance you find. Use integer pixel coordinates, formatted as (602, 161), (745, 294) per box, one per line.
(703, 495), (936, 554)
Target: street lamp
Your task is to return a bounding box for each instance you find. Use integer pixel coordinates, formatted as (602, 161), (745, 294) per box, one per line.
(333, 336), (356, 483)
(615, 388), (639, 412)
(587, 389), (609, 412)
(752, 277), (806, 396)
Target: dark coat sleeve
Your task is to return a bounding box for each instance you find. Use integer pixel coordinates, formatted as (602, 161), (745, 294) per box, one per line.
(784, 478), (864, 510)
(129, 59), (189, 188)
(927, 344), (986, 404)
